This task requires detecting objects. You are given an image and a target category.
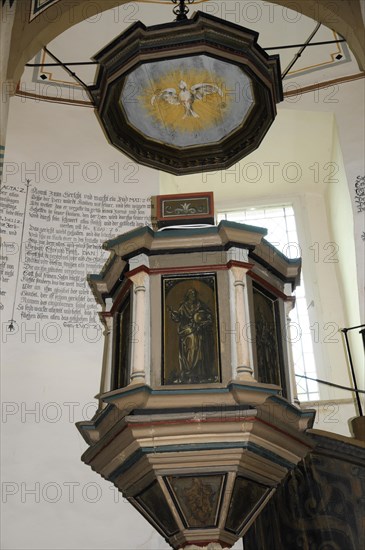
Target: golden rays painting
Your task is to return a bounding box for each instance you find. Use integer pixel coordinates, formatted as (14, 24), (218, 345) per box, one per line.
(147, 69), (227, 134)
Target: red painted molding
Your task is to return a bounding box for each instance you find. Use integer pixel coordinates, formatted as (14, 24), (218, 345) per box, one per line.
(126, 261), (254, 278)
(227, 260), (254, 271)
(125, 265), (150, 279)
(16, 83), (93, 107)
(85, 411), (312, 470)
(128, 416), (257, 427)
(109, 279), (132, 315)
(284, 71), (365, 98)
(126, 416), (312, 449)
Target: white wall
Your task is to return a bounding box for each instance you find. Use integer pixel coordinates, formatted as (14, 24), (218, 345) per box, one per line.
(326, 119), (364, 391)
(1, 96), (173, 550)
(282, 80), (365, 323)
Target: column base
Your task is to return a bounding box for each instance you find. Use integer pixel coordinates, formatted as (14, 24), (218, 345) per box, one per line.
(236, 365), (257, 382)
(130, 372), (146, 384)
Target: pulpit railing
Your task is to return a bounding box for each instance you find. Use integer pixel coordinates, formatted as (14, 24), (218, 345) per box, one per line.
(341, 324), (365, 417)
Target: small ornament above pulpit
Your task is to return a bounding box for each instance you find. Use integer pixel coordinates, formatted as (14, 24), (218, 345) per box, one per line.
(155, 191), (215, 228)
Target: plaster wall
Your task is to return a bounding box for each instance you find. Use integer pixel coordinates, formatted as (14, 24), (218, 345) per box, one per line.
(281, 80), (365, 323)
(0, 95), (176, 550)
(325, 118), (364, 396)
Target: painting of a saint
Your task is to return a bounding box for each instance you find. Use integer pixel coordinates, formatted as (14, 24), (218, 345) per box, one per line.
(163, 275), (220, 385)
(253, 285), (287, 396)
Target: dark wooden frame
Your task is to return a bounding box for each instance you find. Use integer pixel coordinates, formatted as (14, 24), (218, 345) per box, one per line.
(252, 282), (288, 397)
(112, 291), (132, 390)
(156, 191), (214, 228)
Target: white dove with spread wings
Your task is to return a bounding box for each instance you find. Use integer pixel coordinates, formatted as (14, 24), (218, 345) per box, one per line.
(151, 80), (223, 119)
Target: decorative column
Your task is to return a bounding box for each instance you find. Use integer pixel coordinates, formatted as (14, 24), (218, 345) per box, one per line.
(231, 265), (256, 381)
(98, 313), (113, 408)
(284, 299), (300, 406)
(128, 269), (148, 384)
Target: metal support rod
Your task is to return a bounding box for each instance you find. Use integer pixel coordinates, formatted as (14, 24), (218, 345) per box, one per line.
(341, 328), (363, 417)
(360, 329), (365, 352)
(265, 39), (346, 51)
(343, 323), (365, 352)
(295, 373), (365, 394)
(43, 47), (91, 95)
(24, 39), (346, 68)
(343, 324), (365, 331)
(26, 61), (97, 67)
(282, 22), (321, 78)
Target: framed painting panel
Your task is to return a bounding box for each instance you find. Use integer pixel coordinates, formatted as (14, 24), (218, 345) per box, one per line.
(162, 273), (221, 385)
(112, 292), (131, 390)
(225, 476), (270, 534)
(252, 283), (287, 396)
(164, 474), (227, 529)
(133, 480), (179, 537)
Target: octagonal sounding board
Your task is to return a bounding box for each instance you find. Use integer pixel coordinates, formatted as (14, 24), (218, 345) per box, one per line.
(89, 12), (283, 175)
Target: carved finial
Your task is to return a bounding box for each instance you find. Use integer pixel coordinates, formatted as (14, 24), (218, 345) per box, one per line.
(171, 0), (194, 21)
